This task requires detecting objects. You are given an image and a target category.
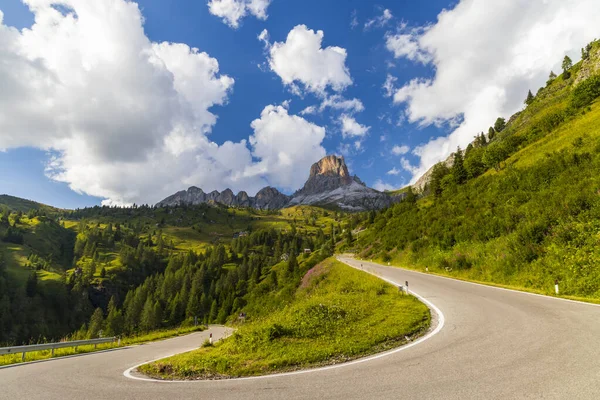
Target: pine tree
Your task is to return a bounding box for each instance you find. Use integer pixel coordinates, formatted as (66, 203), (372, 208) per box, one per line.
(287, 251), (298, 276)
(25, 271), (37, 297)
(88, 308), (105, 338)
(140, 297), (156, 331)
(105, 296), (124, 336)
(525, 90), (534, 105)
(562, 55), (573, 79)
(270, 270), (278, 288)
(488, 127), (495, 141)
(453, 147), (467, 184)
(345, 228), (353, 244)
(209, 300), (218, 322)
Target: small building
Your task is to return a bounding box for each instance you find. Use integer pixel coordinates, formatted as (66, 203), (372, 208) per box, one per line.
(303, 249), (312, 254)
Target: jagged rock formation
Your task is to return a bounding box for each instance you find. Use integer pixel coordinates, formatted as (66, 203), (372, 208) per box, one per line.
(157, 155), (396, 211)
(156, 186), (290, 210)
(288, 155), (393, 210)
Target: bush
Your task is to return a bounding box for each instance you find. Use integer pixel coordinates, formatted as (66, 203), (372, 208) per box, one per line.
(570, 75), (600, 109)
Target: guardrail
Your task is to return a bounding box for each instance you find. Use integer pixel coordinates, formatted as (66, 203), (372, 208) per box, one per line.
(0, 337), (117, 362)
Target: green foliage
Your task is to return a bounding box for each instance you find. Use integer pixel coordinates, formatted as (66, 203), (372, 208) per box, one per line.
(140, 259), (430, 379)
(452, 148), (467, 184)
(482, 142), (509, 171)
(494, 117), (506, 133)
(525, 90), (535, 105)
(562, 55), (573, 79)
(570, 75), (600, 109)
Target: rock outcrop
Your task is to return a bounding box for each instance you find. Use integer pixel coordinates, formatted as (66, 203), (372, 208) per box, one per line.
(157, 155), (396, 211)
(288, 155), (393, 210)
(156, 186), (290, 210)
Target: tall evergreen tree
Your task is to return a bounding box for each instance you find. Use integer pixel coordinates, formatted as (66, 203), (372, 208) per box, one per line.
(452, 147), (467, 184)
(525, 90), (534, 105)
(562, 55), (572, 79)
(25, 271), (37, 298)
(88, 308), (105, 338)
(287, 251), (298, 276)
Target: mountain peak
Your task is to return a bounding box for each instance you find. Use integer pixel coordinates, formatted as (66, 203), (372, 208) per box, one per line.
(308, 155), (351, 181)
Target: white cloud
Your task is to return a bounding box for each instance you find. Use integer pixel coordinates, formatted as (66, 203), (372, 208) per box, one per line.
(249, 103), (326, 190)
(300, 95), (364, 117)
(388, 0), (600, 182)
(265, 25), (352, 95)
(365, 9), (393, 30)
(299, 105), (317, 115)
(391, 145), (410, 155)
(208, 0), (271, 29)
(387, 167), (401, 176)
(320, 94), (364, 113)
(373, 179), (397, 192)
(339, 114), (370, 138)
(385, 28), (431, 64)
(257, 28), (269, 47)
(383, 74), (397, 97)
(400, 157), (421, 176)
(0, 1), (326, 205)
(350, 10), (358, 29)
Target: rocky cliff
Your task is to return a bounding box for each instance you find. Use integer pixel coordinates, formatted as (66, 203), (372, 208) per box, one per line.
(288, 155), (393, 210)
(156, 186), (290, 210)
(157, 155), (396, 211)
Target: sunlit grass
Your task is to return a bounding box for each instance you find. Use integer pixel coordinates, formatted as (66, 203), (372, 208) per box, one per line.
(0, 325), (205, 367)
(140, 259), (430, 379)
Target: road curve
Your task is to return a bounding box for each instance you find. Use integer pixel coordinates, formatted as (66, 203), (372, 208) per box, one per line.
(2, 257), (600, 399)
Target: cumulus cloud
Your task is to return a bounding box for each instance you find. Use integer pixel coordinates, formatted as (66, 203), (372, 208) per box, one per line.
(339, 114), (370, 138)
(391, 145), (410, 155)
(0, 1), (326, 205)
(249, 103), (326, 190)
(385, 27), (431, 64)
(207, 0), (271, 29)
(372, 179), (397, 192)
(365, 9), (393, 30)
(387, 0), (600, 182)
(263, 25), (352, 95)
(387, 167), (401, 176)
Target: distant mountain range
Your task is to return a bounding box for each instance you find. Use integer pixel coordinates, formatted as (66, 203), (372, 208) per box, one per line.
(156, 155), (402, 211)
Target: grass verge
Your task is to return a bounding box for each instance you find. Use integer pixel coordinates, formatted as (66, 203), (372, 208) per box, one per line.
(0, 325), (205, 367)
(139, 258), (430, 380)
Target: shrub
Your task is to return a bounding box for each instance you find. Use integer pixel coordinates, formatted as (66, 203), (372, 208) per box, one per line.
(570, 75), (600, 109)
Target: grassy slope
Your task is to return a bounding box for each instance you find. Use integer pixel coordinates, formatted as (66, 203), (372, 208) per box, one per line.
(0, 216), (71, 285)
(0, 195), (60, 214)
(355, 44), (600, 299)
(139, 258), (430, 379)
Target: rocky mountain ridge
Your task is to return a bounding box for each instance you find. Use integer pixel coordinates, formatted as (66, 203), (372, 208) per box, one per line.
(156, 155), (397, 211)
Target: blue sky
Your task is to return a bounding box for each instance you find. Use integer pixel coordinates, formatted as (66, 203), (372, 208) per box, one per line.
(1, 0), (598, 208)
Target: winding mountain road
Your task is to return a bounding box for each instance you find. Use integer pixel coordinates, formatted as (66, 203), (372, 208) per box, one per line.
(2, 256), (600, 399)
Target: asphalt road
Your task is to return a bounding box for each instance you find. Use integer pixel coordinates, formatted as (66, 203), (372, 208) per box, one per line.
(2, 256), (600, 400)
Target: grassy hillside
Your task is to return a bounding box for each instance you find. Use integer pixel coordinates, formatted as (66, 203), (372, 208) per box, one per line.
(352, 40), (600, 300)
(139, 258), (430, 379)
(0, 194), (60, 214)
